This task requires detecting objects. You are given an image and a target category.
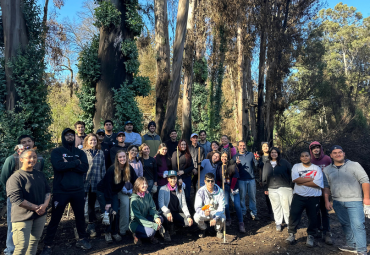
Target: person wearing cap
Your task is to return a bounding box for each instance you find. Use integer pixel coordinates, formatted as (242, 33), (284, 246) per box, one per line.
(74, 121), (87, 149)
(323, 145), (370, 255)
(198, 130), (211, 158)
(96, 129), (112, 170)
(189, 133), (204, 195)
(158, 170), (193, 241)
(124, 121), (142, 146)
(309, 141), (333, 244)
(142, 121), (162, 157)
(110, 131), (128, 164)
(40, 128), (91, 255)
(1, 135), (44, 255)
(103, 120), (117, 145)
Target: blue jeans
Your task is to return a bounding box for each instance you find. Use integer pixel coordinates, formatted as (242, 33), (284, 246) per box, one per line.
(182, 176), (192, 210)
(4, 197), (14, 255)
(333, 200), (366, 253)
(239, 179), (257, 215)
(135, 215), (163, 239)
(224, 184), (243, 223)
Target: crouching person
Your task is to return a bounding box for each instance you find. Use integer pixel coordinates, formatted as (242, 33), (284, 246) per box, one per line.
(194, 173), (225, 239)
(129, 177), (166, 245)
(158, 171), (193, 241)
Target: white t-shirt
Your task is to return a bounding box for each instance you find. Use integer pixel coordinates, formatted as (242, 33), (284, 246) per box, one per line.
(292, 163), (324, 197)
(270, 161), (277, 168)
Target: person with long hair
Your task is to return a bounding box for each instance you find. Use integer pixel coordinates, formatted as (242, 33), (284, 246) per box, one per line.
(206, 141), (221, 160)
(139, 143), (158, 194)
(96, 151), (137, 243)
(262, 147), (293, 232)
(127, 145), (143, 178)
(258, 142), (273, 219)
(216, 152), (245, 233)
(171, 140), (194, 210)
(82, 133), (106, 238)
(155, 144), (172, 187)
(130, 177), (166, 244)
(158, 171), (193, 241)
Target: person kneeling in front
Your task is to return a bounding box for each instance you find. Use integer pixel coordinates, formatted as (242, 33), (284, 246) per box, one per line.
(194, 173), (225, 239)
(158, 170), (193, 241)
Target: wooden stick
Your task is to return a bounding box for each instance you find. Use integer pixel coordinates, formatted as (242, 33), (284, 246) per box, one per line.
(198, 147), (201, 190)
(177, 146), (180, 171)
(222, 164), (226, 242)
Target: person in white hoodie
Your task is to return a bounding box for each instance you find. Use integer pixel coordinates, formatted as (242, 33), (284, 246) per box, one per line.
(194, 172), (225, 239)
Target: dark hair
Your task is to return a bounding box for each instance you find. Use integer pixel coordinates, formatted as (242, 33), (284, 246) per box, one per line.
(268, 147), (281, 165)
(199, 130), (206, 136)
(133, 177), (148, 194)
(74, 121), (86, 128)
(204, 172), (215, 180)
(259, 142), (269, 158)
(237, 140), (246, 146)
(127, 144), (139, 156)
(104, 120), (114, 126)
(169, 129), (177, 135)
(211, 141), (220, 148)
(221, 135), (229, 140)
(177, 139), (192, 165)
(300, 151), (311, 157)
(18, 135), (34, 144)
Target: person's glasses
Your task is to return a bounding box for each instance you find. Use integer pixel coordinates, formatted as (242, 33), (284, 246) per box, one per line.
(65, 133), (74, 137)
(205, 180), (215, 183)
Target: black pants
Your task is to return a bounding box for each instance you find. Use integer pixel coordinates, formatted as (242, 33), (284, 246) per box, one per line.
(162, 212), (189, 230)
(87, 188), (97, 223)
(96, 191), (119, 235)
(288, 194), (320, 236)
(317, 196), (330, 233)
(44, 192), (87, 245)
(265, 194), (273, 214)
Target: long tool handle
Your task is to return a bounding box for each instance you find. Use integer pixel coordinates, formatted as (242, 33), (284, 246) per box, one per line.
(198, 147), (201, 190)
(222, 164), (226, 242)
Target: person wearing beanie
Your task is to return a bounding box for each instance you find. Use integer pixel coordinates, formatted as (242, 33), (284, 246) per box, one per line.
(142, 121), (162, 157)
(124, 121), (142, 146)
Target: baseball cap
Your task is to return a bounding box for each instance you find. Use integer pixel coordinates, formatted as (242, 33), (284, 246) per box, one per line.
(330, 145), (343, 153)
(125, 121), (133, 125)
(168, 170), (177, 177)
(117, 131), (125, 136)
(96, 129), (105, 134)
(190, 133), (198, 138)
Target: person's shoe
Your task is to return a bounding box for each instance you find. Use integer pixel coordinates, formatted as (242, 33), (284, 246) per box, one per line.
(239, 222), (246, 233)
(112, 233), (122, 242)
(40, 246), (53, 255)
(306, 235), (315, 247)
(105, 233), (113, 243)
(276, 224), (282, 232)
(338, 245), (357, 253)
(226, 219), (232, 227)
(150, 236), (159, 244)
(217, 231), (224, 239)
(357, 252), (367, 255)
(199, 229), (206, 238)
(101, 212), (110, 225)
(323, 232), (333, 245)
(285, 233), (295, 244)
(163, 231), (171, 241)
(250, 212), (259, 221)
(75, 238), (92, 249)
(133, 234), (142, 245)
(86, 223), (96, 238)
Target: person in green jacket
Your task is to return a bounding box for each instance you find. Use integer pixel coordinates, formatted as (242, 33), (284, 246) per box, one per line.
(129, 177), (167, 245)
(142, 121), (162, 157)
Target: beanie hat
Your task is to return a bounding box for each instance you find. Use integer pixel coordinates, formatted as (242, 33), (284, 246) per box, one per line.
(148, 121), (156, 129)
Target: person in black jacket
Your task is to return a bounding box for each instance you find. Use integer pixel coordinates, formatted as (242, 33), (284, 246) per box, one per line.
(97, 129), (112, 170)
(110, 131), (128, 163)
(262, 147), (293, 232)
(165, 129), (178, 158)
(257, 142), (273, 219)
(139, 143), (158, 194)
(40, 128), (91, 255)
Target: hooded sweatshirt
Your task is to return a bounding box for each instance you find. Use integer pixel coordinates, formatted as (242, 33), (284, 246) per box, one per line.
(110, 143), (128, 164)
(142, 132), (162, 157)
(309, 141), (332, 170)
(194, 184), (225, 220)
(50, 128), (89, 194)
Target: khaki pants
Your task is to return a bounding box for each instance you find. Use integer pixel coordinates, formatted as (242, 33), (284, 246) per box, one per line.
(12, 215), (47, 255)
(268, 187), (293, 225)
(118, 192), (130, 234)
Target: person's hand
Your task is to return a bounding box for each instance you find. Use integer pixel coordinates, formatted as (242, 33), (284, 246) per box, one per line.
(210, 219), (216, 226)
(178, 170), (184, 176)
(363, 198), (370, 206)
(167, 213), (173, 222)
(105, 204), (111, 211)
(192, 169), (197, 175)
(325, 200), (333, 211)
(236, 156), (241, 164)
(187, 217), (193, 226)
(178, 179), (183, 186)
(204, 209), (210, 216)
(63, 157), (68, 162)
(254, 151), (260, 160)
(155, 217), (162, 229)
(231, 189), (234, 194)
(154, 182), (157, 186)
(264, 191), (269, 195)
(35, 204), (45, 215)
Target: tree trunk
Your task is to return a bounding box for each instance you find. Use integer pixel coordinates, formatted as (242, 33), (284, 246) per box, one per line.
(181, 0), (197, 143)
(154, 0), (170, 135)
(1, 0), (29, 111)
(161, 0), (190, 139)
(256, 29), (266, 145)
(236, 16), (246, 142)
(246, 55), (256, 147)
(229, 67), (239, 137)
(94, 0), (131, 130)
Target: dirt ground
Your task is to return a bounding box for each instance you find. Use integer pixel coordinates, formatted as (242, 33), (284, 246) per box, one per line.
(0, 185), (369, 255)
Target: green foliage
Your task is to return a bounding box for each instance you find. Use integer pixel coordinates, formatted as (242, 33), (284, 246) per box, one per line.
(121, 39), (140, 74)
(94, 1), (121, 28)
(125, 0), (144, 36)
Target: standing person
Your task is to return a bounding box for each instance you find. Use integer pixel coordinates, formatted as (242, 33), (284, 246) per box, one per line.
(6, 149), (51, 255)
(309, 141), (333, 244)
(171, 140), (194, 210)
(323, 145), (370, 255)
(74, 121), (87, 149)
(155, 144), (172, 188)
(1, 135), (44, 255)
(40, 128), (91, 255)
(258, 142), (273, 219)
(206, 141), (221, 160)
(220, 135), (236, 159)
(82, 133), (106, 238)
(124, 121), (142, 146)
(96, 129), (112, 170)
(285, 151), (323, 247)
(139, 143), (158, 193)
(262, 147), (293, 232)
(158, 171), (193, 241)
(199, 152), (221, 187)
(165, 129), (178, 157)
(103, 120), (117, 145)
(194, 173), (225, 238)
(127, 145), (143, 178)
(142, 121), (162, 157)
(198, 130), (211, 158)
(216, 152), (245, 232)
(233, 140), (260, 220)
(189, 133), (204, 191)
(110, 131), (128, 164)
(97, 150), (137, 242)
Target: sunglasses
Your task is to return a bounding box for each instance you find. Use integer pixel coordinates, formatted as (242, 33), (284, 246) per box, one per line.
(205, 179), (215, 183)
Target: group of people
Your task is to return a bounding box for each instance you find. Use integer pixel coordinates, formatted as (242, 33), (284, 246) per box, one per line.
(1, 119), (370, 255)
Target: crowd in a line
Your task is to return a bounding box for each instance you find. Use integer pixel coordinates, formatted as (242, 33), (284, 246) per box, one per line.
(2, 119), (370, 255)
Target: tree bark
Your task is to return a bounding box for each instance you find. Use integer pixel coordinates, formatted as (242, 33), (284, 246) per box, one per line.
(94, 0), (131, 130)
(154, 0), (170, 135)
(161, 0), (190, 139)
(1, 0), (29, 111)
(246, 55), (256, 146)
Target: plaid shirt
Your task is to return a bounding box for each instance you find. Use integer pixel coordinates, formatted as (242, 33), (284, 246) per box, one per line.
(83, 149), (106, 193)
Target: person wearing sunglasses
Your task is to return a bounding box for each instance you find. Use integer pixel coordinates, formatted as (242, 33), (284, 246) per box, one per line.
(194, 173), (225, 239)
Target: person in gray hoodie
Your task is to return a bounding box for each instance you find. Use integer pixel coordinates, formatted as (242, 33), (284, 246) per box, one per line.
(323, 145), (370, 255)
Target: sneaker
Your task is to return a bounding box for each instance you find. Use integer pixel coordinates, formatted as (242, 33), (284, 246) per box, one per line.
(239, 222), (246, 233)
(102, 212), (110, 225)
(306, 235), (315, 247)
(40, 246), (53, 255)
(105, 233), (113, 243)
(86, 223), (96, 238)
(112, 234), (122, 242)
(217, 231), (224, 239)
(276, 224), (282, 232)
(250, 212), (260, 221)
(338, 245), (357, 253)
(324, 232), (333, 245)
(133, 233), (142, 245)
(285, 233), (295, 244)
(75, 238), (92, 250)
(150, 236), (159, 244)
(226, 219), (232, 227)
(159, 227), (171, 242)
(199, 229), (206, 238)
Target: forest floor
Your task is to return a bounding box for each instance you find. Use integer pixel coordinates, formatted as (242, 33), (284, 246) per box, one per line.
(0, 185), (369, 255)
